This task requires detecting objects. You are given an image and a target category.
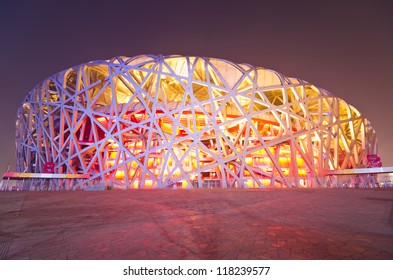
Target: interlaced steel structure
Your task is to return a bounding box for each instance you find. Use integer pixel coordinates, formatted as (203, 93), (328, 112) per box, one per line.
(15, 55), (378, 189)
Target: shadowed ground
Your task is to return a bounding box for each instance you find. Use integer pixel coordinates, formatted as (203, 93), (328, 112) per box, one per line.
(0, 188), (392, 260)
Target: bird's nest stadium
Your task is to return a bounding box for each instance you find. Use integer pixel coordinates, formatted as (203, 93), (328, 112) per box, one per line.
(14, 54), (379, 189)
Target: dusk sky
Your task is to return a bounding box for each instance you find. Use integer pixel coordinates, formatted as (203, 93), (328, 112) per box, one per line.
(0, 0), (392, 173)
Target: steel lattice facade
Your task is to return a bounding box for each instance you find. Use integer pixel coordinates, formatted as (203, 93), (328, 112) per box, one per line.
(15, 55), (378, 189)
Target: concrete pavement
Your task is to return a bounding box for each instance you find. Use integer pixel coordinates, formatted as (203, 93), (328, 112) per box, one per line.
(0, 188), (392, 259)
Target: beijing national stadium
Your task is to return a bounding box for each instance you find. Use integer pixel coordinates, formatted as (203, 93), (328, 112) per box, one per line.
(14, 54), (379, 189)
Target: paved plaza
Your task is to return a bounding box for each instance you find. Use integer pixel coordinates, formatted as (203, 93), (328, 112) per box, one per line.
(0, 188), (392, 260)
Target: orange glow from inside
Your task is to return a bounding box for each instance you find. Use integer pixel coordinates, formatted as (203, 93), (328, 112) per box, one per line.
(96, 111), (313, 188)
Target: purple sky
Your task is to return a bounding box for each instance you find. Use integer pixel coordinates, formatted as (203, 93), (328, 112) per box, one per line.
(0, 0), (392, 173)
